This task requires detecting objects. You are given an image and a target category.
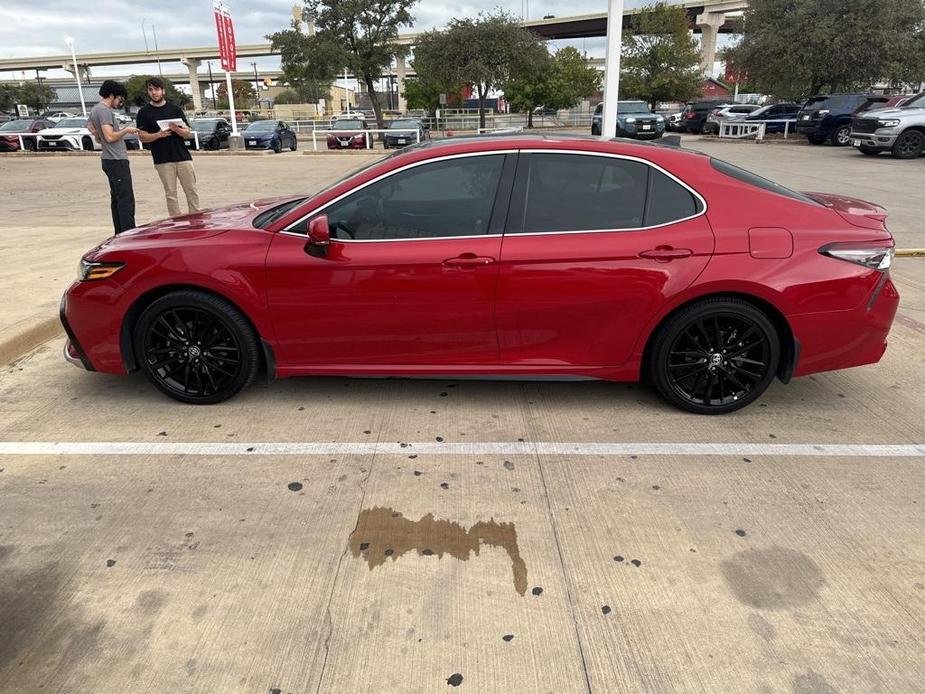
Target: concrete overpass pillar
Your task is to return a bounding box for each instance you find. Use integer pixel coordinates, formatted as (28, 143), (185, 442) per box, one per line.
(62, 63), (91, 84)
(182, 57), (203, 112)
(395, 55), (407, 113)
(696, 12), (725, 77)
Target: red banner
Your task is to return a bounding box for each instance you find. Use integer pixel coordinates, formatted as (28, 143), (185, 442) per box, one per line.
(213, 2), (237, 72)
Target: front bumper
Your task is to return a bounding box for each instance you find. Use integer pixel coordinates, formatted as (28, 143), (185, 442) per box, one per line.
(244, 138), (273, 149)
(60, 294), (94, 371)
(327, 138), (367, 149)
(38, 136), (83, 151)
(849, 128), (900, 150)
(619, 124), (665, 139)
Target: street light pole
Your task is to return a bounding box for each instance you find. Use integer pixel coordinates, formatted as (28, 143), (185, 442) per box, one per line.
(152, 24), (163, 77)
(252, 62), (260, 111)
(64, 37), (87, 117)
(141, 18), (150, 54)
(601, 0), (625, 137)
(208, 61), (216, 109)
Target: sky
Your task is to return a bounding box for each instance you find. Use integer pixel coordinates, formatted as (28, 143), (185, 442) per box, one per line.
(0, 0), (732, 81)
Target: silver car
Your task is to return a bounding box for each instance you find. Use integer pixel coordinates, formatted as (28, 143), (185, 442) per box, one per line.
(850, 92), (925, 159)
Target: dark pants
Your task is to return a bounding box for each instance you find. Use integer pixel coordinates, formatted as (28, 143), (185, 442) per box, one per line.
(101, 159), (136, 234)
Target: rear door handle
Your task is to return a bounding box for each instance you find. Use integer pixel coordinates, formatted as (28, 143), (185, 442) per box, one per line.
(443, 253), (496, 268)
(638, 247), (693, 260)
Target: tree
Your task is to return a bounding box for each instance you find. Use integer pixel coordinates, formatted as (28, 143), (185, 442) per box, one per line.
(272, 90), (302, 104)
(504, 46), (602, 127)
(216, 80), (257, 109)
(124, 75), (192, 109)
(727, 0), (925, 100)
(619, 2), (702, 110)
(270, 0), (417, 128)
(0, 83), (19, 111)
(267, 21), (340, 104)
(414, 11), (547, 129)
(401, 76), (462, 115)
(16, 81), (57, 111)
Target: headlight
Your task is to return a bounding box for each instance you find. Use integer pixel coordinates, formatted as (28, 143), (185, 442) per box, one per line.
(78, 259), (125, 281)
(817, 109), (830, 116)
(877, 119), (900, 128)
(625, 117), (636, 123)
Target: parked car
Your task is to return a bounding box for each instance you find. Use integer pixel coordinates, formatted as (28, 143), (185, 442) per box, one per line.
(742, 103), (802, 133)
(190, 118), (233, 150)
(0, 118), (54, 151)
(329, 112), (365, 127)
(62, 134), (898, 414)
(679, 100), (728, 134)
(794, 93), (885, 146)
(702, 104), (761, 135)
(591, 101), (665, 139)
(41, 111), (76, 123)
(383, 118), (427, 149)
(665, 111), (684, 132)
(327, 118), (369, 149)
(533, 106), (558, 117)
(850, 91), (925, 159)
(36, 117), (100, 151)
(243, 120), (298, 153)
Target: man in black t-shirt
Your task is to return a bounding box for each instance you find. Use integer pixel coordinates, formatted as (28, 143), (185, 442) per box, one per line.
(136, 77), (201, 217)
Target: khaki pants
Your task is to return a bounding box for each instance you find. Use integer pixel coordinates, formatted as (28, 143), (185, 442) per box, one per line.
(155, 161), (201, 217)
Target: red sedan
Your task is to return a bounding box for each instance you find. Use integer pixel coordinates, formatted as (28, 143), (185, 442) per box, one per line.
(61, 135), (898, 413)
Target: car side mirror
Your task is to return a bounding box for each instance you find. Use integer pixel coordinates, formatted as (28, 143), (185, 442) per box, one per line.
(306, 215), (331, 257)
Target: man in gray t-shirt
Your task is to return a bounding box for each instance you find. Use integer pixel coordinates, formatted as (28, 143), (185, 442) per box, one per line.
(87, 80), (139, 234)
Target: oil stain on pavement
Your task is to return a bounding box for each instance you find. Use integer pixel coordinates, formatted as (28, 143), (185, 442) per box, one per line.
(721, 547), (826, 610)
(348, 507), (528, 596)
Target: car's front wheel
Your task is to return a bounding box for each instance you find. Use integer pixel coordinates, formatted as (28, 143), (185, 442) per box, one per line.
(81, 136), (94, 151)
(648, 297), (780, 414)
(134, 290), (261, 404)
(891, 129), (925, 159)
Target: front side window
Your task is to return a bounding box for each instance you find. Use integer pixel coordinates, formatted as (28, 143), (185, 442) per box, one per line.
(320, 154), (505, 241)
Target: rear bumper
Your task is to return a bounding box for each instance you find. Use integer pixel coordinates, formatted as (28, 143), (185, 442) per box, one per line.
(791, 275), (899, 377)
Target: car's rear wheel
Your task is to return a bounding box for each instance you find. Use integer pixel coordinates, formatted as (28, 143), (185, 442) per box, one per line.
(859, 146), (880, 156)
(830, 124), (851, 146)
(891, 129), (925, 159)
(807, 133), (826, 145)
(81, 136), (93, 151)
(134, 290), (260, 404)
(648, 298), (780, 415)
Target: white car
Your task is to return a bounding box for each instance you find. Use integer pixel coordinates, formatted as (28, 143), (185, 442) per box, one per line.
(36, 117), (100, 151)
(702, 104), (761, 134)
(44, 111), (76, 123)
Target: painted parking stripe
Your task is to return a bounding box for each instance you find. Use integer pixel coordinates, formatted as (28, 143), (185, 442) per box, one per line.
(0, 442), (923, 457)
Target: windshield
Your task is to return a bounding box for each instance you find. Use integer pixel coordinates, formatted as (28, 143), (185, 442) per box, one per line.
(389, 120), (419, 129)
(245, 121), (276, 131)
(192, 120), (220, 131)
(0, 120), (32, 132)
(333, 120), (363, 130)
(56, 118), (87, 128)
(617, 102), (650, 114)
(902, 93), (925, 109)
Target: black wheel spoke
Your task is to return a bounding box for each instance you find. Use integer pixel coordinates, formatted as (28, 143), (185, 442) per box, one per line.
(721, 367), (749, 392)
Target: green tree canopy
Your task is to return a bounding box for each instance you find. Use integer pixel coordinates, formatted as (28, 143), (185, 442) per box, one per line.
(16, 81), (57, 111)
(272, 90), (302, 105)
(619, 2), (702, 110)
(124, 75), (192, 109)
(413, 10), (547, 129)
(270, 0), (417, 127)
(216, 79), (257, 109)
(401, 76), (463, 114)
(267, 21), (341, 105)
(0, 83), (20, 111)
(726, 0), (925, 100)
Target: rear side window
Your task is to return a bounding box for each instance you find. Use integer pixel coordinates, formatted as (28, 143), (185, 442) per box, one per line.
(645, 170), (702, 226)
(710, 158), (820, 206)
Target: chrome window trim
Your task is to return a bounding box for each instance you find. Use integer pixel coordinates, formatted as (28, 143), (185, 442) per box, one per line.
(279, 146), (707, 242)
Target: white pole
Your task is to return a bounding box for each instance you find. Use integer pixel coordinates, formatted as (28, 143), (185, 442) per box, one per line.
(225, 70), (238, 135)
(601, 0), (624, 137)
(344, 67), (350, 115)
(65, 38), (87, 117)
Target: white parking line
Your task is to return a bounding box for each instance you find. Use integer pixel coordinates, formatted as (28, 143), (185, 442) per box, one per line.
(0, 442), (923, 457)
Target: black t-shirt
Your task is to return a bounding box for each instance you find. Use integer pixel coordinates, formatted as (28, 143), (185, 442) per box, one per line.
(136, 102), (193, 165)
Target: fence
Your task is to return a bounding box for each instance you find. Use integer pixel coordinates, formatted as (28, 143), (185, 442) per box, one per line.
(719, 119), (796, 140)
(310, 128), (422, 151)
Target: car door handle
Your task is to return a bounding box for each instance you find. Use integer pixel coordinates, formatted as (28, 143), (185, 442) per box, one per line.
(443, 254), (496, 268)
(638, 247), (693, 260)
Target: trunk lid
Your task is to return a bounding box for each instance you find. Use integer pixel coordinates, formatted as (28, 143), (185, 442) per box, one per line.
(803, 191), (891, 233)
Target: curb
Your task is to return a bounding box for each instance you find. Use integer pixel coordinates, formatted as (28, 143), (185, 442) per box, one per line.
(0, 315), (62, 367)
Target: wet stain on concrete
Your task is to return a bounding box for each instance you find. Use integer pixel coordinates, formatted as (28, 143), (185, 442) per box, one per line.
(532, 586), (543, 596)
(630, 559), (642, 567)
(601, 605), (612, 615)
(287, 482), (303, 492)
(735, 529), (747, 537)
(721, 547), (825, 610)
(502, 634), (514, 642)
(503, 461), (515, 471)
(0, 545), (12, 564)
(134, 589), (167, 615)
(191, 604), (208, 620)
(106, 559), (117, 568)
(349, 507), (529, 596)
(791, 670), (839, 694)
(747, 612), (776, 642)
(446, 673), (464, 687)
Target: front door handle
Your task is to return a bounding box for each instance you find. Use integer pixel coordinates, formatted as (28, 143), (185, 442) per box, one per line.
(638, 246), (693, 261)
(443, 253), (496, 268)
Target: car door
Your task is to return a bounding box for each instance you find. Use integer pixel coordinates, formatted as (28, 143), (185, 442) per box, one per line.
(265, 152), (515, 367)
(495, 151), (715, 367)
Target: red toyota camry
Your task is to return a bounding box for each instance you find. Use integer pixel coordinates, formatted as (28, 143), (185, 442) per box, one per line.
(61, 134), (898, 413)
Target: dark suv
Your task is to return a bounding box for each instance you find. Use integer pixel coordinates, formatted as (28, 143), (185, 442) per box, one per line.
(795, 94), (892, 146)
(680, 100), (728, 134)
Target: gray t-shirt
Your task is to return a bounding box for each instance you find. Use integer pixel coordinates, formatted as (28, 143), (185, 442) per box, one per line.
(88, 102), (127, 160)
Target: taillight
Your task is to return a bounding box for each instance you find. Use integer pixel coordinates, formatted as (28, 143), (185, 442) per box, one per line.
(819, 242), (894, 271)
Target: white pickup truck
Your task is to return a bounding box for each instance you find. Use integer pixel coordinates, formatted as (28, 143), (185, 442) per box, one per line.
(850, 92), (925, 159)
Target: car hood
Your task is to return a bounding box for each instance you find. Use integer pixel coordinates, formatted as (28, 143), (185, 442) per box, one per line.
(38, 127), (87, 135)
(859, 106), (925, 118)
(803, 191), (890, 232)
(244, 131), (275, 138)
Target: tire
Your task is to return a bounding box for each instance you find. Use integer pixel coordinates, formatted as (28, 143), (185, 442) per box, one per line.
(23, 139), (36, 151)
(273, 139), (282, 154)
(133, 290), (261, 405)
(858, 146), (880, 156)
(208, 138), (220, 151)
(81, 136), (94, 151)
(830, 124), (851, 146)
(807, 133), (826, 145)
(891, 129), (925, 159)
(647, 297), (780, 415)
(289, 136), (297, 152)
(591, 124), (600, 136)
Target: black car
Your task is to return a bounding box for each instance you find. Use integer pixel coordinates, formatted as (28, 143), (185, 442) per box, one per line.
(383, 118), (428, 149)
(679, 100), (728, 134)
(243, 120), (298, 153)
(189, 118), (232, 150)
(795, 93), (888, 146)
(742, 102), (802, 133)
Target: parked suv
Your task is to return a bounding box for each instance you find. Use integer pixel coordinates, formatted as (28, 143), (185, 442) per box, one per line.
(591, 101), (665, 139)
(850, 92), (925, 159)
(702, 104), (760, 135)
(795, 93), (888, 146)
(679, 100), (728, 134)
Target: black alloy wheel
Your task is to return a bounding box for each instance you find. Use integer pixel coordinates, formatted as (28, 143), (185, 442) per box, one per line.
(831, 124), (851, 146)
(134, 290), (260, 404)
(649, 298), (780, 414)
(891, 130), (925, 159)
(290, 134), (297, 151)
(273, 138), (283, 153)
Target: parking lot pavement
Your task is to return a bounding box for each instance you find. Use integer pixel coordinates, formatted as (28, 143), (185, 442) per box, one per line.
(1, 142), (924, 693)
